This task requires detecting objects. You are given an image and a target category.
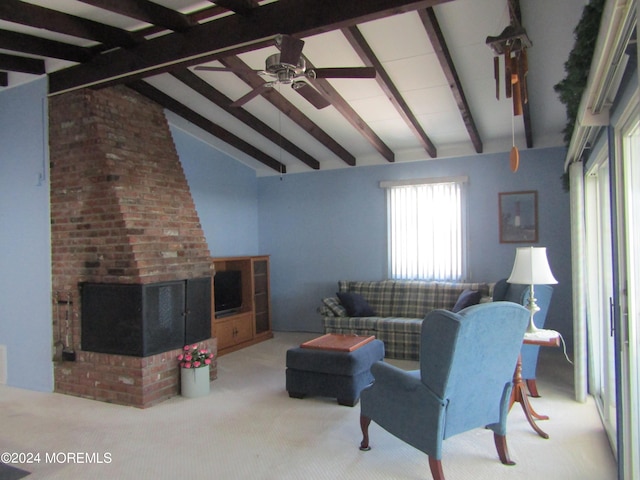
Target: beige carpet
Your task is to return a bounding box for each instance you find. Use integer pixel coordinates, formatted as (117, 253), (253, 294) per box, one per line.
(0, 332), (616, 479)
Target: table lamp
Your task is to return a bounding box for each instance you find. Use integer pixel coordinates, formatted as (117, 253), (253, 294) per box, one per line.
(507, 246), (557, 334)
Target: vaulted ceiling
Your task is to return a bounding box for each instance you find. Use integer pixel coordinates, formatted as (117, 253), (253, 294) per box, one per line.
(0, 0), (585, 176)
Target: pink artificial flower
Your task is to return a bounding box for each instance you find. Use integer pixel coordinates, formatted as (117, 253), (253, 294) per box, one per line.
(184, 362), (192, 368)
(185, 354), (192, 361)
(205, 358), (211, 365)
(193, 361), (201, 368)
(183, 345), (190, 351)
(199, 349), (207, 354)
(177, 354), (184, 361)
(191, 344), (198, 350)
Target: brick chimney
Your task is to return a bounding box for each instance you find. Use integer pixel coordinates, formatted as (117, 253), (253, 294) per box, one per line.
(49, 85), (216, 407)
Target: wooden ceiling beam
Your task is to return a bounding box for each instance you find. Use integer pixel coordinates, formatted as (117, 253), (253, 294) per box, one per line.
(78, 0), (196, 32)
(171, 69), (320, 170)
(0, 0), (141, 48)
(306, 63), (395, 163)
(0, 30), (94, 64)
(209, 1), (260, 15)
(342, 26), (436, 158)
(418, 8), (483, 153)
(128, 80), (286, 174)
(218, 56), (357, 166)
(48, 0), (452, 94)
(0, 53), (45, 75)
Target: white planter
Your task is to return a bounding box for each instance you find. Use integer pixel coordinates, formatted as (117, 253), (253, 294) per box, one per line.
(180, 365), (210, 398)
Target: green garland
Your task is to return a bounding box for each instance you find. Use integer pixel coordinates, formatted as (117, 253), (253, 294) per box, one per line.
(554, 0), (605, 190)
(554, 0), (605, 144)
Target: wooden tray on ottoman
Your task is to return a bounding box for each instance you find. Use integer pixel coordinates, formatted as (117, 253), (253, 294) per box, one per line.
(300, 333), (375, 352)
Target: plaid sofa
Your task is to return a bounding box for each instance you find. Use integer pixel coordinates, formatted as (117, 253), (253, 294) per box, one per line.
(319, 280), (492, 360)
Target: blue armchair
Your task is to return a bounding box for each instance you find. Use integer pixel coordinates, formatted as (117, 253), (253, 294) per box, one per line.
(492, 278), (553, 397)
(359, 302), (530, 480)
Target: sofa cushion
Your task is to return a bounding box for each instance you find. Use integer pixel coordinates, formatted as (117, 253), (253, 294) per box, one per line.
(322, 316), (422, 334)
(391, 280), (438, 317)
(321, 316), (423, 360)
(337, 292), (376, 317)
(451, 289), (482, 312)
(322, 297), (347, 317)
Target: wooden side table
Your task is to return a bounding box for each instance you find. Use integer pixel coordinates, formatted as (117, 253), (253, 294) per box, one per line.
(509, 329), (561, 439)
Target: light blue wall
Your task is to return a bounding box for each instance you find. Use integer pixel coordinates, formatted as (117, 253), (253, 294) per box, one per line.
(172, 126), (260, 258)
(0, 80), (574, 394)
(0, 78), (53, 391)
(258, 147), (573, 349)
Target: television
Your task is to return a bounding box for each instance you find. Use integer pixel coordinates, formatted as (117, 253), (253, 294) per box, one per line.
(214, 270), (242, 317)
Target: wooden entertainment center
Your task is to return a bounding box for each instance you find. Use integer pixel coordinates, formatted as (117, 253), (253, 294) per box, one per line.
(212, 255), (272, 355)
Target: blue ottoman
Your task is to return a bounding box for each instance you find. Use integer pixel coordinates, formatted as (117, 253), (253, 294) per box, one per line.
(286, 337), (385, 406)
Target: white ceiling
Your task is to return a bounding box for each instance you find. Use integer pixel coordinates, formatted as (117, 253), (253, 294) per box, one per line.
(1, 0), (588, 176)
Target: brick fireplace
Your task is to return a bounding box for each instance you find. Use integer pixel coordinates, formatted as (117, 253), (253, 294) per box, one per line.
(49, 85), (216, 408)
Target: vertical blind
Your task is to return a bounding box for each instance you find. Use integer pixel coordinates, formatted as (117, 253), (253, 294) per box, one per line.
(385, 179), (465, 281)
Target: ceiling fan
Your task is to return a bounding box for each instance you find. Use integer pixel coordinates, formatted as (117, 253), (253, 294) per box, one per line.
(194, 34), (376, 109)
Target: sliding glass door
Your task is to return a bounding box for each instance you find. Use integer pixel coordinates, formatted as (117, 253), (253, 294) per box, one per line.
(616, 107), (640, 480)
(586, 98), (640, 480)
(584, 153), (617, 449)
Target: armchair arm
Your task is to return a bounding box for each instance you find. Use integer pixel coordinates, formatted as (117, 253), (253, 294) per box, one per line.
(370, 362), (446, 407)
(370, 362), (422, 392)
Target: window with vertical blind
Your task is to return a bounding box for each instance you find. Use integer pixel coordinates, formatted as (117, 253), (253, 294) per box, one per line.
(382, 177), (467, 281)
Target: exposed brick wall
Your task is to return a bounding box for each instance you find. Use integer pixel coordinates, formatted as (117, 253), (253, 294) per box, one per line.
(49, 85), (215, 407)
(54, 338), (217, 408)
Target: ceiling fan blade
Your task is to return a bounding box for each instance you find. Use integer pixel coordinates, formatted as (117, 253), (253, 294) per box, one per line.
(277, 34), (305, 66)
(230, 84), (268, 108)
(310, 67), (376, 79)
(292, 82), (331, 109)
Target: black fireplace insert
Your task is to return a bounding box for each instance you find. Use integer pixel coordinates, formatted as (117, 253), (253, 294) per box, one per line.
(81, 277), (211, 357)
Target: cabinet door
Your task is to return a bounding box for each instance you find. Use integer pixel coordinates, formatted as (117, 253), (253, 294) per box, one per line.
(253, 259), (270, 335)
(234, 313), (254, 344)
(215, 312), (253, 349)
(215, 319), (236, 350)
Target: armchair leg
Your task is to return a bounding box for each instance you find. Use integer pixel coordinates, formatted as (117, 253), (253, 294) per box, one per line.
(493, 433), (516, 466)
(428, 457), (445, 480)
(526, 379), (540, 397)
(359, 415), (372, 451)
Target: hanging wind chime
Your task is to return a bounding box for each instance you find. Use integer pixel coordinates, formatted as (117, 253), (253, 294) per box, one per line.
(486, 6), (531, 172)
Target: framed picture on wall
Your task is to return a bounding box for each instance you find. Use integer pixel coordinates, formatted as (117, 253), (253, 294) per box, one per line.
(498, 191), (538, 243)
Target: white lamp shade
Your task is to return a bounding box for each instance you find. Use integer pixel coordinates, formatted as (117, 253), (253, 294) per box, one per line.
(507, 246), (558, 285)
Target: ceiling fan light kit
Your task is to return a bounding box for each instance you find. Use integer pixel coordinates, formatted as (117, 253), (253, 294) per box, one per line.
(261, 53), (306, 82)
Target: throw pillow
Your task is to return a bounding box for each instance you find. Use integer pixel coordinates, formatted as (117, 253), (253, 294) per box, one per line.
(452, 289), (482, 313)
(336, 292), (376, 317)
